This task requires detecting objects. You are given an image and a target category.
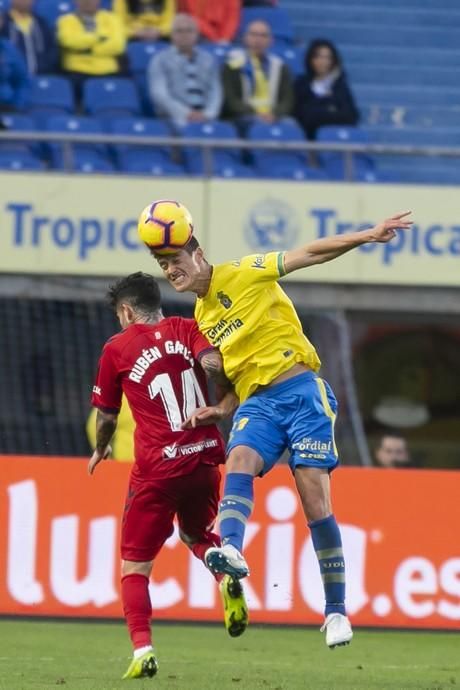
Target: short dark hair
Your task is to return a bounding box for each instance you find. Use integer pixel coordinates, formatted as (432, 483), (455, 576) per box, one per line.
(376, 431), (407, 448)
(107, 272), (161, 313)
(150, 235), (200, 258)
(305, 39), (342, 78)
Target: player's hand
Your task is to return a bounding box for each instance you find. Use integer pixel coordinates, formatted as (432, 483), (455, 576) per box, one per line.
(181, 406), (224, 429)
(368, 211), (413, 243)
(88, 445), (112, 475)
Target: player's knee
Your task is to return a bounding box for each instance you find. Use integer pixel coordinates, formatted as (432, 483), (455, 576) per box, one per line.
(227, 446), (262, 475)
(121, 559), (153, 577)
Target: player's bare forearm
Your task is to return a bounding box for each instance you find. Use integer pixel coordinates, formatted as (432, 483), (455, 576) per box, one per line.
(216, 390), (239, 418)
(95, 409), (118, 454)
(283, 211), (413, 273)
(181, 389), (239, 429)
(200, 350), (232, 391)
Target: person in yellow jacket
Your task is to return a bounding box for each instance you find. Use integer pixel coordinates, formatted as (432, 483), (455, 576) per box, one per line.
(113, 0), (175, 41)
(86, 394), (134, 462)
(58, 0), (126, 97)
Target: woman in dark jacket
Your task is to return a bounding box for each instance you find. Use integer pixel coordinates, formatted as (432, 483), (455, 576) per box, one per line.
(295, 39), (359, 139)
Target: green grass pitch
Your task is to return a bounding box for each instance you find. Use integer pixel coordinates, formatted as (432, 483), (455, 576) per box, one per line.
(0, 619), (458, 690)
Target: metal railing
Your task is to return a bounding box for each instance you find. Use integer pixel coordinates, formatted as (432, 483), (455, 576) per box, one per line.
(1, 129), (460, 179)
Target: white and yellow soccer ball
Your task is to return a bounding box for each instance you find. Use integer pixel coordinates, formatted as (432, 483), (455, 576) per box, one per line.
(137, 200), (194, 254)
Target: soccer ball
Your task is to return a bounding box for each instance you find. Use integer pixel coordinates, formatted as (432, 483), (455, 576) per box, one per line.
(137, 200), (194, 254)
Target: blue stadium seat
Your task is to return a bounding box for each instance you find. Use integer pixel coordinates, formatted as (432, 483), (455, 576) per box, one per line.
(0, 0), (10, 11)
(362, 125), (460, 147)
(316, 126), (376, 181)
(180, 121), (252, 177)
(239, 7), (295, 45)
(0, 150), (44, 171)
(28, 76), (75, 115)
(119, 158), (185, 176)
(271, 44), (304, 77)
(199, 42), (232, 65)
(248, 119), (324, 180)
(35, 0), (74, 27)
(108, 117), (178, 174)
(45, 115), (113, 172)
(127, 41), (167, 74)
(83, 78), (141, 117)
(0, 114), (40, 155)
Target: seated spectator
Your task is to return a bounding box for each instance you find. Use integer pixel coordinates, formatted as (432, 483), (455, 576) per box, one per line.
(113, 0), (175, 41)
(221, 20), (293, 127)
(0, 26), (30, 113)
(178, 0), (240, 43)
(57, 0), (126, 100)
(0, 0), (58, 75)
(295, 39), (359, 139)
(373, 433), (415, 469)
(148, 13), (222, 129)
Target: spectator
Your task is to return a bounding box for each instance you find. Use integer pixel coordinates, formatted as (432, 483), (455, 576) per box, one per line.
(57, 0), (126, 100)
(295, 39), (359, 139)
(0, 0), (58, 75)
(178, 0), (240, 44)
(221, 20), (293, 127)
(373, 433), (414, 469)
(148, 13), (222, 129)
(113, 0), (175, 41)
(0, 24), (30, 113)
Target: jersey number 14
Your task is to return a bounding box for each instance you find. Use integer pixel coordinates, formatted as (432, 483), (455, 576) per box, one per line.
(148, 368), (206, 432)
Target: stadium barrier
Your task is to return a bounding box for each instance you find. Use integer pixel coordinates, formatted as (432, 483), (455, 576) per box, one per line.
(1, 173), (459, 287)
(2, 128), (460, 177)
(1, 455), (459, 629)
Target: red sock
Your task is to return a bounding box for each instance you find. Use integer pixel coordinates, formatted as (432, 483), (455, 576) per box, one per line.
(191, 534), (223, 583)
(121, 573), (152, 650)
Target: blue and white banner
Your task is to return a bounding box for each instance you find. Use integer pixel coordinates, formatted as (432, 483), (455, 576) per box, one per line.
(1, 173), (459, 285)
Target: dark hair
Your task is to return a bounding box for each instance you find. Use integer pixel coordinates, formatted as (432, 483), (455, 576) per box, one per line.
(376, 431), (407, 447)
(305, 39), (342, 78)
(149, 235), (200, 258)
(107, 272), (161, 313)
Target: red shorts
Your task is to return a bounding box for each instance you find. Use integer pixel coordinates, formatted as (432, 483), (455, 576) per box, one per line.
(121, 462), (221, 562)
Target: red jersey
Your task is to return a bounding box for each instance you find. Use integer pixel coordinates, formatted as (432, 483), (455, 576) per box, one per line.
(91, 317), (225, 481)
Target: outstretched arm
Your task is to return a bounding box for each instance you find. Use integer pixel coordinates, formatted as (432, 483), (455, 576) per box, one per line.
(88, 409), (118, 475)
(283, 211), (413, 274)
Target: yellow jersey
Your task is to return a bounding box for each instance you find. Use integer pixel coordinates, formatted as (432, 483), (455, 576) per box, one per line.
(194, 252), (321, 402)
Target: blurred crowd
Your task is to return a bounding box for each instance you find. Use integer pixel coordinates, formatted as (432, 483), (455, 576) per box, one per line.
(0, 0), (359, 140)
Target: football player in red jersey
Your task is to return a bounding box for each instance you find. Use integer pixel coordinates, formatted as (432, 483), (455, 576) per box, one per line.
(89, 272), (247, 680)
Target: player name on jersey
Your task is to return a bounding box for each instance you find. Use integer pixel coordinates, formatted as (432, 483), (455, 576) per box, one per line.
(129, 340), (195, 383)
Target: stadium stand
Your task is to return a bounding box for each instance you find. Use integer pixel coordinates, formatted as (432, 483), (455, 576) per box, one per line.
(109, 116), (185, 175)
(284, 0), (460, 183)
(44, 115), (114, 172)
(248, 119), (326, 180)
(1, 0), (459, 182)
(181, 120), (254, 178)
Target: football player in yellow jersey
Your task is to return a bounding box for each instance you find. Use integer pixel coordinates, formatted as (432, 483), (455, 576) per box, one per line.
(149, 209), (413, 648)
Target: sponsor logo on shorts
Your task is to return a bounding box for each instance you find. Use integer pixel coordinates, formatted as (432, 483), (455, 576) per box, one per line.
(162, 439), (219, 459)
(92, 385), (101, 395)
(293, 437), (331, 460)
(236, 417), (250, 431)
